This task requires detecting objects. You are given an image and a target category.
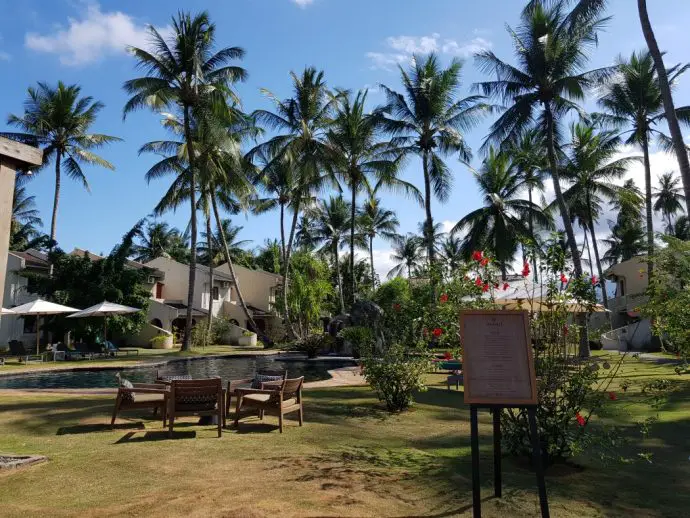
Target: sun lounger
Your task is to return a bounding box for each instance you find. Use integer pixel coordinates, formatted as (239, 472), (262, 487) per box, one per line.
(9, 340), (47, 363)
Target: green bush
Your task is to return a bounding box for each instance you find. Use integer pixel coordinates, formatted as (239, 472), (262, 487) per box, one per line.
(338, 326), (375, 358)
(211, 316), (232, 344)
(290, 334), (329, 359)
(190, 322), (211, 349)
(149, 335), (170, 349)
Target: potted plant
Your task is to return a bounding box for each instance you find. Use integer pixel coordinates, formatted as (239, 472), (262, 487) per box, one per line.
(150, 334), (173, 350)
(237, 330), (257, 347)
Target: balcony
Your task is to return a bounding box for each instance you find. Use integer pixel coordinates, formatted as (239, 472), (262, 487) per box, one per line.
(608, 293), (648, 313)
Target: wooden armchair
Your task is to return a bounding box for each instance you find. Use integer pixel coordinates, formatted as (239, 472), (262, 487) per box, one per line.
(225, 368), (287, 417)
(167, 378), (224, 438)
(110, 383), (169, 428)
(233, 377), (304, 433)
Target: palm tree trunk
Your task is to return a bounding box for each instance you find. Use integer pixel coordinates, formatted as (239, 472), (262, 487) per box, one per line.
(422, 150), (436, 266)
(638, 0), (690, 216)
(279, 201), (286, 266)
(585, 192), (608, 309)
(642, 131), (655, 279)
(528, 187), (538, 283)
(50, 151), (61, 249)
(334, 240), (345, 313)
(182, 106), (197, 352)
(206, 213), (214, 345)
(583, 227), (593, 271)
(211, 193), (257, 334)
(282, 198), (302, 339)
(545, 104), (588, 357)
(369, 235), (375, 290)
(350, 185), (356, 307)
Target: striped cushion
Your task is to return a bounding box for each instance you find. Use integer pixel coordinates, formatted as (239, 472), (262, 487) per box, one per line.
(119, 377), (135, 403)
(251, 374), (283, 389)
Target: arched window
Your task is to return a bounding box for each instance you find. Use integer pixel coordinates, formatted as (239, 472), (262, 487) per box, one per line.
(150, 318), (163, 328)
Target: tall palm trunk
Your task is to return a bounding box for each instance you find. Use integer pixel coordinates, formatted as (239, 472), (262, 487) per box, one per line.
(528, 186), (538, 283)
(50, 150), (62, 249)
(211, 193), (257, 333)
(281, 197), (301, 339)
(369, 235), (375, 290)
(545, 104), (589, 357)
(279, 201), (286, 266)
(642, 132), (655, 279)
(182, 106), (197, 351)
(583, 227), (593, 274)
(334, 240), (345, 313)
(206, 213), (214, 344)
(350, 184), (356, 306)
(421, 150), (436, 267)
(638, 0), (690, 215)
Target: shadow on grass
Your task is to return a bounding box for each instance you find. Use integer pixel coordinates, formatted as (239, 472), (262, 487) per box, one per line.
(115, 430), (197, 443)
(57, 422), (145, 435)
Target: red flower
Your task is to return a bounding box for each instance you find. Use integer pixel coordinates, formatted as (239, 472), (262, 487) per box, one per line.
(475, 277), (483, 287)
(560, 273), (568, 284)
(482, 282), (490, 293)
(503, 283), (510, 291)
(480, 257), (490, 267)
(443, 351), (452, 360)
(472, 250), (483, 262)
(576, 412), (586, 427)
(439, 293), (449, 304)
(392, 303), (401, 312)
(521, 262), (531, 277)
(608, 392), (617, 401)
(591, 276), (598, 286)
(562, 324), (569, 336)
(432, 328), (443, 337)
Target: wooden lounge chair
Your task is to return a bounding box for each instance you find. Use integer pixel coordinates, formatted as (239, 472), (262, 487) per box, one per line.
(167, 378), (224, 438)
(110, 382), (169, 428)
(233, 377), (304, 433)
(225, 368), (287, 418)
(104, 341), (139, 357)
(9, 340), (47, 363)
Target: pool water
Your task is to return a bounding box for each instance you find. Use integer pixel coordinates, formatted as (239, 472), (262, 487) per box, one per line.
(0, 356), (354, 390)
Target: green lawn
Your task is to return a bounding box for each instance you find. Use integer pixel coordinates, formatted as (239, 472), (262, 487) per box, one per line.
(0, 354), (687, 517)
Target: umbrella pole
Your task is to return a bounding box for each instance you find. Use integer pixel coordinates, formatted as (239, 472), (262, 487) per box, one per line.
(36, 316), (40, 355)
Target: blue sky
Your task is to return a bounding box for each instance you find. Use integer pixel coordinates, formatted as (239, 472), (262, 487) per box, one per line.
(1, 0), (689, 277)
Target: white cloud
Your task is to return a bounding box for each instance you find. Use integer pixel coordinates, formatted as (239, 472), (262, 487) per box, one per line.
(24, 3), (165, 66)
(367, 33), (492, 71)
(355, 248), (396, 280)
(0, 50), (10, 61)
(441, 220), (456, 234)
(292, 0), (315, 7)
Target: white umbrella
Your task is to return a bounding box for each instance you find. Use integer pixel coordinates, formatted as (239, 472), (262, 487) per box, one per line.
(11, 299), (80, 354)
(1, 307), (15, 315)
(67, 301), (141, 343)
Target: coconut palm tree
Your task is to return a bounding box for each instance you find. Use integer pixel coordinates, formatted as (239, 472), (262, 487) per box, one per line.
(4, 82), (121, 247)
(637, 0), (690, 213)
(9, 175), (48, 252)
(475, 0), (612, 281)
(452, 148), (551, 279)
(131, 221), (188, 263)
(251, 67), (338, 337)
(510, 128), (548, 281)
(379, 54), (488, 270)
(306, 196), (351, 313)
(357, 197), (400, 288)
(199, 219), (251, 266)
(671, 215), (690, 240)
(561, 123), (637, 307)
(388, 234), (425, 280)
(653, 172), (686, 233)
(123, 10), (247, 350)
(325, 89), (419, 305)
(604, 179), (646, 265)
(439, 235), (464, 277)
(597, 51), (689, 278)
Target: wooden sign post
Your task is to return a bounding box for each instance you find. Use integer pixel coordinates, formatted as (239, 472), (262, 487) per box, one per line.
(460, 310), (549, 518)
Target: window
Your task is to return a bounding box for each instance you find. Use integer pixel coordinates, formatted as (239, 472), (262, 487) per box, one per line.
(155, 282), (164, 299)
(212, 286), (220, 300)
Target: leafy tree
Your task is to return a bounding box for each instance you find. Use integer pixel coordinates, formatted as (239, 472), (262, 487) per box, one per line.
(439, 235), (464, 277)
(453, 148), (551, 279)
(10, 174), (49, 252)
(380, 53), (488, 270)
(131, 220), (188, 263)
(653, 172), (686, 233)
(4, 81), (121, 246)
(476, 0), (612, 280)
(283, 251), (333, 338)
(358, 197), (400, 288)
(671, 215), (690, 241)
(388, 234), (425, 279)
(199, 219), (251, 266)
(254, 239), (281, 274)
(603, 180), (646, 265)
(338, 253), (373, 308)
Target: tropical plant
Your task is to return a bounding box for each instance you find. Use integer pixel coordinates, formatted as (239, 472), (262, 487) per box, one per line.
(388, 233), (425, 279)
(671, 215), (690, 240)
(379, 53), (488, 271)
(439, 235), (464, 277)
(4, 81), (121, 246)
(358, 197), (400, 288)
(561, 123), (637, 307)
(597, 50), (690, 277)
(254, 239), (282, 274)
(199, 219), (251, 266)
(653, 172), (686, 233)
(338, 253), (373, 306)
(283, 251), (333, 338)
(475, 0), (613, 281)
(603, 180), (646, 265)
(123, 10), (246, 350)
(453, 148), (551, 279)
(131, 220), (188, 263)
(9, 175), (48, 252)
(251, 67), (338, 338)
(637, 0), (690, 214)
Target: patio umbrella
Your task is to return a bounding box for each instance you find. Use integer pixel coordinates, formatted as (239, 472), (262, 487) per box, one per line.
(1, 307), (15, 315)
(10, 299), (80, 354)
(67, 301), (141, 343)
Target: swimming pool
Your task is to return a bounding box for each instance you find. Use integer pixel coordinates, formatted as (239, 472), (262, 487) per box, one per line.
(0, 356), (355, 390)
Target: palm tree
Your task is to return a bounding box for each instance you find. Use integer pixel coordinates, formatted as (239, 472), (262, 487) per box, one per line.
(123, 11), (246, 350)
(325, 89), (418, 305)
(597, 51), (689, 278)
(638, 0), (690, 213)
(439, 235), (464, 277)
(9, 175), (48, 252)
(132, 221), (188, 263)
(357, 197), (400, 287)
(307, 196), (351, 313)
(388, 234), (425, 280)
(604, 179), (646, 265)
(251, 68), (338, 336)
(475, 0), (612, 281)
(4, 82), (120, 247)
(510, 128), (547, 281)
(671, 215), (690, 240)
(653, 172), (686, 233)
(417, 220), (446, 264)
(452, 148), (551, 279)
(379, 54), (488, 270)
(561, 123), (637, 307)
(199, 219), (251, 266)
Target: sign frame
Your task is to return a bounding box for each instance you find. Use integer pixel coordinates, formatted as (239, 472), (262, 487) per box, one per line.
(460, 309), (537, 406)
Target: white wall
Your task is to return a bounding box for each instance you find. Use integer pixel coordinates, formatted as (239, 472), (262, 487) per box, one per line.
(215, 263), (281, 312)
(0, 253), (39, 347)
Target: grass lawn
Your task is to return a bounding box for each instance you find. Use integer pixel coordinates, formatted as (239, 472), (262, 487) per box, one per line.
(0, 354), (688, 517)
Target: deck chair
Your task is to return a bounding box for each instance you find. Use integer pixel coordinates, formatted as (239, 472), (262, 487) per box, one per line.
(233, 377), (304, 433)
(225, 368), (288, 417)
(110, 381), (169, 428)
(9, 341), (47, 363)
(167, 378), (224, 438)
